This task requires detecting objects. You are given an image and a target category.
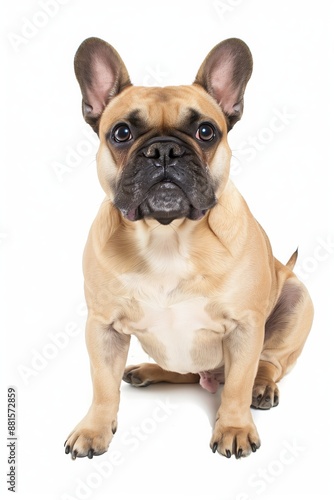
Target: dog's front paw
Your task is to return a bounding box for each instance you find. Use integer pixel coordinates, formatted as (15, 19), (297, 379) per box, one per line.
(252, 378), (279, 409)
(210, 420), (260, 459)
(64, 415), (117, 460)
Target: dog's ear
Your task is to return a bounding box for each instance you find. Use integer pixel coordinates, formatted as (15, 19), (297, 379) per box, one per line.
(74, 37), (131, 133)
(194, 38), (252, 131)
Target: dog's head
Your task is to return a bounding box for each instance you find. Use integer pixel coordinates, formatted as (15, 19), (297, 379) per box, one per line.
(74, 38), (252, 225)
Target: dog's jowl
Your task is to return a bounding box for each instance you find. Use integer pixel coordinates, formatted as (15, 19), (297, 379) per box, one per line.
(64, 38), (313, 460)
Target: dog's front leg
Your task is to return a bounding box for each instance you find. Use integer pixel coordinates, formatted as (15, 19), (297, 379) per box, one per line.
(211, 319), (263, 459)
(65, 315), (130, 459)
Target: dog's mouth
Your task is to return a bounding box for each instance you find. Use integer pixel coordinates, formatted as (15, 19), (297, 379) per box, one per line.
(122, 181), (210, 225)
(114, 137), (217, 225)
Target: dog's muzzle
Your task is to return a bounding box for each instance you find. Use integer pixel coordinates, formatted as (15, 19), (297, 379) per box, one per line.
(114, 137), (217, 225)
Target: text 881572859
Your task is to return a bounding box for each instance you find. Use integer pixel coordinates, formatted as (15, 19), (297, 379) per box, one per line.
(7, 387), (17, 492)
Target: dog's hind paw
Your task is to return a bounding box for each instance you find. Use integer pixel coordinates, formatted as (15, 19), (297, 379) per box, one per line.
(251, 378), (279, 409)
(123, 364), (153, 387)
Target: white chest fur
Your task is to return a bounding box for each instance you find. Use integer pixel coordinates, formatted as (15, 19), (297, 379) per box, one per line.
(115, 222), (227, 374)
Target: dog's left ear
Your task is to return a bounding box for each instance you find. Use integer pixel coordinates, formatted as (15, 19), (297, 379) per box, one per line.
(194, 38), (253, 130)
(74, 37), (132, 133)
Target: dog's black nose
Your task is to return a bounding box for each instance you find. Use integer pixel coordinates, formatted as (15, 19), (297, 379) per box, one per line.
(143, 141), (185, 167)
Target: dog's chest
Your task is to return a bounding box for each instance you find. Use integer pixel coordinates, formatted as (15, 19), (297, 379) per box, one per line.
(114, 226), (228, 373)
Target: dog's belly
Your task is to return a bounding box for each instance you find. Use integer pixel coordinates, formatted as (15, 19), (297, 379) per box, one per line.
(123, 297), (227, 374)
(112, 225), (233, 374)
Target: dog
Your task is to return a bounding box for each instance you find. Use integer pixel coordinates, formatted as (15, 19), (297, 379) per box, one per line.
(64, 37), (313, 460)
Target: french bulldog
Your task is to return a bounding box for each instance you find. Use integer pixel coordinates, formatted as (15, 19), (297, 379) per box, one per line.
(64, 37), (313, 460)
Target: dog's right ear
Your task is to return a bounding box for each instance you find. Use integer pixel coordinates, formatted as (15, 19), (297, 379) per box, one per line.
(74, 37), (132, 133)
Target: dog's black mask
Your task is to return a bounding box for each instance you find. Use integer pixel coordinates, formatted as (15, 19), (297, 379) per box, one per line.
(114, 136), (217, 225)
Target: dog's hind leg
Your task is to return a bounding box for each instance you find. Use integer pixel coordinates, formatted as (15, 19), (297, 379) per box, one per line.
(252, 277), (313, 409)
(123, 363), (199, 387)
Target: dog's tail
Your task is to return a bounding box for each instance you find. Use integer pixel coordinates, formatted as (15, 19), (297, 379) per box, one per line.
(286, 248), (298, 270)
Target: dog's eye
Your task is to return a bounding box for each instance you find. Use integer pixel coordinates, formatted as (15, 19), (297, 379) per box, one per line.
(112, 124), (132, 143)
(196, 123), (215, 142)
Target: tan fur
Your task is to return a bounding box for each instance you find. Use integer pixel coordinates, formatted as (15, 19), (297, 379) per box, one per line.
(65, 39), (313, 461)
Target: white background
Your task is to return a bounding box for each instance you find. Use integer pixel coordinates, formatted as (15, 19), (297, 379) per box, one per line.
(1, 0), (333, 499)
